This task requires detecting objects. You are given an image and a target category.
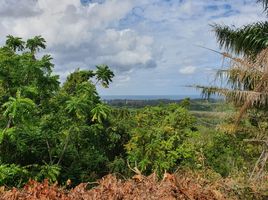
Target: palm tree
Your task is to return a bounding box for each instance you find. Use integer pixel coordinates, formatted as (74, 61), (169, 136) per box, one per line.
(199, 0), (268, 121)
(197, 0), (268, 180)
(26, 36), (46, 55)
(212, 0), (268, 57)
(257, 0), (268, 13)
(95, 65), (114, 88)
(198, 49), (268, 121)
(5, 35), (25, 52)
(212, 22), (268, 57)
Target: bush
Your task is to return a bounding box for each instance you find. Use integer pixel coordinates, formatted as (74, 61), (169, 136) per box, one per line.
(126, 105), (198, 175)
(0, 164), (61, 187)
(0, 164), (29, 187)
(203, 131), (247, 177)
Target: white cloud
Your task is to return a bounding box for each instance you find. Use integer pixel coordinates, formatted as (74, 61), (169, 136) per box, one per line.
(0, 0), (42, 18)
(0, 0), (266, 95)
(0, 0), (159, 79)
(179, 66), (197, 75)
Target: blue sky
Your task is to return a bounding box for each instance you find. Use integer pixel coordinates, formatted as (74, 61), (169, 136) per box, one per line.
(0, 0), (266, 95)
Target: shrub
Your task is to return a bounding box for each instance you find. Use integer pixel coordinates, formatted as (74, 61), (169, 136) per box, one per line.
(0, 164), (29, 187)
(126, 105), (198, 175)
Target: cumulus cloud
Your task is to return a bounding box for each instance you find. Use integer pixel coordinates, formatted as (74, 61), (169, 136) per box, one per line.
(0, 0), (42, 18)
(0, 0), (266, 95)
(0, 0), (159, 79)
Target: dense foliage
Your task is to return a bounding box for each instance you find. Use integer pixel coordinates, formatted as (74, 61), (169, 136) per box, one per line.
(0, 36), (204, 188)
(0, 36), (121, 186)
(126, 105), (198, 175)
(1, 1), (268, 194)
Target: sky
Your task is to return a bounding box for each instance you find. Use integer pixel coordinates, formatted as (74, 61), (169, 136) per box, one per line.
(0, 0), (266, 95)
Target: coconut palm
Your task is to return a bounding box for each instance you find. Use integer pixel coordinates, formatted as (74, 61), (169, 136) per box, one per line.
(198, 49), (268, 121)
(212, 22), (268, 57)
(212, 0), (268, 57)
(257, 0), (268, 13)
(195, 47), (268, 181)
(198, 0), (268, 179)
(199, 0), (268, 121)
(5, 35), (25, 52)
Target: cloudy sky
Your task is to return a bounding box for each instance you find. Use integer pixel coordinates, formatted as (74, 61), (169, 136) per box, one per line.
(0, 0), (266, 95)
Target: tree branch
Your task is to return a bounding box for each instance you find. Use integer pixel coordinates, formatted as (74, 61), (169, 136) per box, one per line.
(243, 139), (268, 146)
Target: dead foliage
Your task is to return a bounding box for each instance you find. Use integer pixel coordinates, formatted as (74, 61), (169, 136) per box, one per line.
(1, 172), (263, 200)
(0, 179), (69, 200)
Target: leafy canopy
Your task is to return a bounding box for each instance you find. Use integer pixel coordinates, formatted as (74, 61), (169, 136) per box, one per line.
(0, 35), (117, 186)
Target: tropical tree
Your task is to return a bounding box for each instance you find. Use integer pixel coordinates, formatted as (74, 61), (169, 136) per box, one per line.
(95, 64), (115, 88)
(198, 0), (268, 120)
(5, 35), (25, 52)
(65, 96), (89, 120)
(91, 103), (111, 123)
(1, 90), (36, 143)
(212, 0), (268, 57)
(257, 0), (268, 13)
(0, 35), (121, 187)
(126, 105), (197, 175)
(197, 0), (268, 181)
(2, 90), (36, 123)
(26, 36), (46, 55)
(63, 69), (95, 94)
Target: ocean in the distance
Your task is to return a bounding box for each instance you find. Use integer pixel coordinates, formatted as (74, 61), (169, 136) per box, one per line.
(101, 95), (202, 100)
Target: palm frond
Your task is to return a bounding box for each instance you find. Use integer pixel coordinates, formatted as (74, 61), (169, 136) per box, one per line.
(195, 47), (268, 123)
(212, 22), (268, 56)
(257, 0), (268, 14)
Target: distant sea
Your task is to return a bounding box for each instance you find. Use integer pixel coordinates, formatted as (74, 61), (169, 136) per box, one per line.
(101, 95), (202, 100)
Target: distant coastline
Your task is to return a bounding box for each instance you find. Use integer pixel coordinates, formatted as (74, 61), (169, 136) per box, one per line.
(101, 95), (223, 108)
(101, 95), (202, 100)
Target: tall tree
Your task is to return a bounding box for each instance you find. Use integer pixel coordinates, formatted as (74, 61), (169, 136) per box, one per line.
(197, 0), (268, 180)
(257, 0), (268, 13)
(5, 35), (25, 52)
(95, 65), (115, 88)
(26, 36), (46, 55)
(1, 90), (36, 140)
(0, 35), (120, 186)
(212, 0), (268, 57)
(200, 0), (268, 119)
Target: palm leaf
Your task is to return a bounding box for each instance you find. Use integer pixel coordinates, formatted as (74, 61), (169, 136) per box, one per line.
(195, 47), (268, 123)
(257, 0), (268, 13)
(212, 22), (268, 57)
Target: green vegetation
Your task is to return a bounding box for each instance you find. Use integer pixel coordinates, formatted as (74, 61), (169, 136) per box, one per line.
(213, 0), (268, 57)
(1, 1), (268, 199)
(197, 0), (268, 185)
(126, 105), (198, 175)
(0, 34), (267, 198)
(0, 35), (121, 186)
